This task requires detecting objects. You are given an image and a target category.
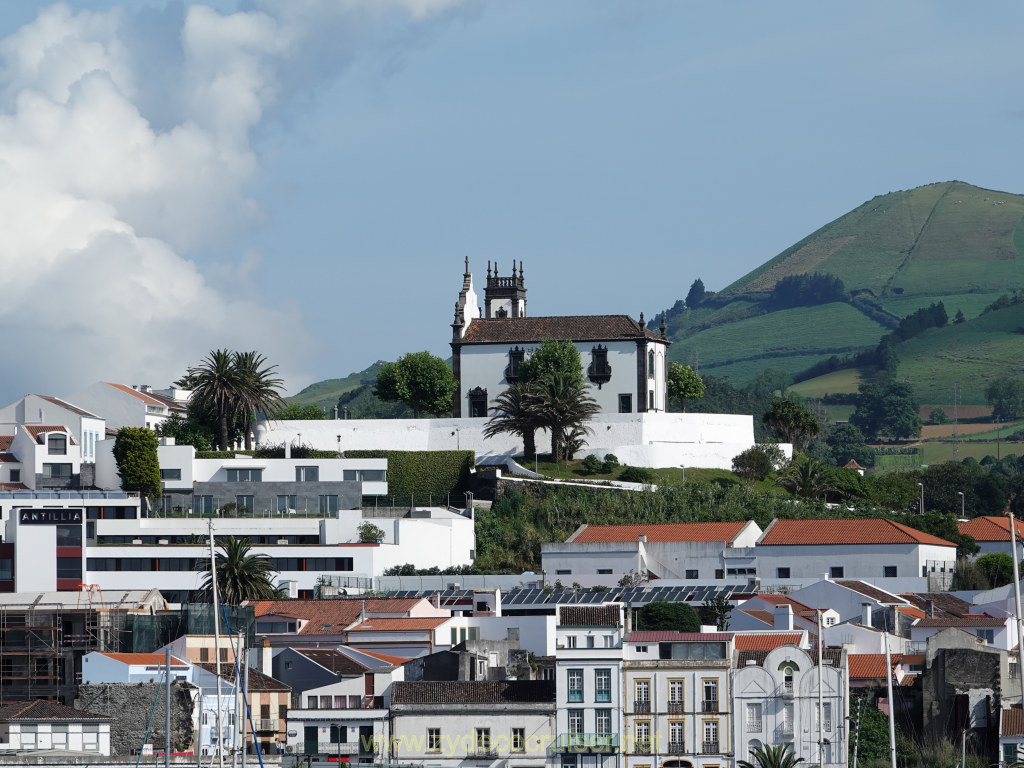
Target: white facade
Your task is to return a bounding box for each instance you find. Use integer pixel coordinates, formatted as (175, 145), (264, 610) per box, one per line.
(65, 381), (175, 431)
(732, 645), (848, 767)
(257, 412), (755, 471)
(0, 394), (105, 462)
(0, 715), (111, 756)
(787, 580), (909, 624)
(8, 426), (83, 490)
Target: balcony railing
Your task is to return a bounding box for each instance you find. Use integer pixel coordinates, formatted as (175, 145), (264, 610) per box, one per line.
(635, 740), (652, 755)
(555, 734), (619, 753)
(634, 701), (651, 714)
(702, 741), (719, 754)
(321, 742), (360, 755)
(702, 699), (719, 713)
(783, 681), (795, 698)
(256, 719), (278, 732)
(748, 721), (762, 734)
(667, 701), (685, 714)
(776, 724), (794, 739)
(469, 747), (498, 758)
(667, 741), (687, 754)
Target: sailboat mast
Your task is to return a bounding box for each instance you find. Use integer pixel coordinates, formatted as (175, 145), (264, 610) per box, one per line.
(209, 521), (225, 768)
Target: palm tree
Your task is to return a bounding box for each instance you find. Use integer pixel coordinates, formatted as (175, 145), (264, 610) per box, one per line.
(532, 372), (600, 461)
(186, 349), (245, 451)
(737, 743), (804, 768)
(201, 536), (281, 605)
(234, 350), (286, 450)
(775, 455), (835, 499)
(483, 382), (541, 459)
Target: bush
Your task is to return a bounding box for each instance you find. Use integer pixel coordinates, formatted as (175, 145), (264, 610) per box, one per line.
(732, 447), (773, 483)
(581, 455), (603, 475)
(602, 454), (620, 472)
(618, 466), (655, 484)
(358, 522), (386, 542)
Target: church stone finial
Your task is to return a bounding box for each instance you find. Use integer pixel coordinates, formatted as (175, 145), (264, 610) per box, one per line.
(464, 255), (469, 275)
(487, 261), (492, 278)
(639, 312), (645, 328)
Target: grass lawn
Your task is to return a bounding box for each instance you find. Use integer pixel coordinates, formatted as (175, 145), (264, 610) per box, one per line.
(789, 368), (864, 399)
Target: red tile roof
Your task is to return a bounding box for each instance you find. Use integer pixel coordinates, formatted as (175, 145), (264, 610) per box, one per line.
(0, 436), (12, 451)
(739, 609), (775, 626)
(570, 521), (749, 544)
(1002, 707), (1024, 737)
(461, 315), (665, 344)
(349, 648), (411, 666)
(248, 598), (430, 635)
(849, 653), (902, 679)
(0, 483), (28, 490)
(958, 516), (1024, 542)
(733, 633), (803, 651)
(106, 382), (168, 407)
(759, 518), (954, 547)
(37, 395), (100, 418)
(23, 425), (77, 445)
(97, 652), (189, 666)
(348, 617), (449, 632)
(756, 594), (816, 611)
(627, 632), (730, 642)
(195, 663), (289, 691)
(913, 614), (1006, 628)
(0, 453), (19, 463)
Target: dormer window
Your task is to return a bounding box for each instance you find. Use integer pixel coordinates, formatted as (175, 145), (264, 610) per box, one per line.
(588, 345), (612, 386)
(505, 347), (525, 383)
(47, 434), (67, 455)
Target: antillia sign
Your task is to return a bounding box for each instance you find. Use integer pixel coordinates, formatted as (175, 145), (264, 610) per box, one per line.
(19, 509), (83, 525)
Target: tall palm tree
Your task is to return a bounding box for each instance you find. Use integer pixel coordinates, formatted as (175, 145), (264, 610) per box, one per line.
(200, 536), (281, 605)
(532, 372), (600, 461)
(186, 349), (245, 451)
(737, 743), (804, 768)
(776, 455), (835, 499)
(234, 350), (286, 450)
(483, 382), (541, 459)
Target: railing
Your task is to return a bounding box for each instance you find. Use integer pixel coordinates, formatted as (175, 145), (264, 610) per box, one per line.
(667, 741), (687, 754)
(321, 742), (360, 755)
(555, 734), (618, 753)
(469, 747), (498, 758)
(702, 699), (719, 713)
(702, 741), (719, 754)
(635, 740), (652, 755)
(667, 701), (685, 714)
(256, 719), (278, 732)
(776, 723), (794, 738)
(634, 700), (651, 714)
(748, 721), (762, 734)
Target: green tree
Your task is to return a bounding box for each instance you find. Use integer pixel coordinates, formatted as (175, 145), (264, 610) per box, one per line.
(186, 349), (247, 451)
(985, 374), (1024, 420)
(685, 278), (706, 308)
(234, 350), (286, 449)
(775, 455), (835, 499)
(848, 694), (892, 765)
(201, 537), (280, 605)
(737, 743), (804, 768)
(850, 380), (922, 441)
(483, 382), (541, 459)
(976, 552), (1016, 587)
(635, 600), (701, 632)
(272, 403), (329, 420)
(953, 556), (990, 590)
(156, 408), (215, 451)
(825, 423), (874, 468)
(700, 594), (732, 630)
(901, 510), (979, 559)
(357, 522), (386, 542)
(112, 427), (162, 499)
(762, 399), (819, 450)
(373, 351), (457, 418)
(953, 308), (966, 324)
(732, 446), (773, 483)
(531, 372), (600, 461)
(518, 339), (585, 389)
(667, 362), (705, 412)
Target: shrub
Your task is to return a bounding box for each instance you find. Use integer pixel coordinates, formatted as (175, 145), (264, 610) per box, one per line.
(732, 447), (773, 483)
(358, 522), (386, 542)
(618, 466), (655, 484)
(346, 450), (474, 500)
(602, 454), (620, 473)
(581, 454), (603, 475)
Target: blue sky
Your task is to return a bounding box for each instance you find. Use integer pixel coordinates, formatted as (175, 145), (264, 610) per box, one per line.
(1, 1), (1022, 402)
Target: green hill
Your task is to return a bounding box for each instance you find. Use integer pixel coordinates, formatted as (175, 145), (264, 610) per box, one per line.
(288, 362), (386, 410)
(664, 181), (1024, 384)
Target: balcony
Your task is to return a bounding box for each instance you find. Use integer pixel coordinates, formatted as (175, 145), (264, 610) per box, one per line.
(556, 734), (619, 753)
(667, 701), (685, 714)
(256, 719), (278, 732)
(469, 747), (498, 758)
(320, 742), (360, 755)
(701, 699), (719, 713)
(634, 701), (651, 714)
(783, 681), (795, 698)
(776, 724), (794, 739)
(667, 741), (687, 754)
(635, 740), (652, 755)
(702, 741), (719, 755)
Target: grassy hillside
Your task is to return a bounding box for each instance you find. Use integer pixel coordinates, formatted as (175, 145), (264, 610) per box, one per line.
(288, 362), (386, 410)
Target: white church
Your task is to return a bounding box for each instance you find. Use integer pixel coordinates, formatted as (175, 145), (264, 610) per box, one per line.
(257, 261), (755, 469)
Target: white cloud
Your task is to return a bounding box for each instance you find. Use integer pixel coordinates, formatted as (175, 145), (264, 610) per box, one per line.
(0, 0), (467, 401)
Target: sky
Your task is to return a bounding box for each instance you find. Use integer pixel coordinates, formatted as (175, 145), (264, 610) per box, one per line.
(1, 1), (1023, 404)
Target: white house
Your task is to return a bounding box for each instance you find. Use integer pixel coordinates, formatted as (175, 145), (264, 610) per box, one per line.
(959, 516), (1024, 560)
(389, 680), (556, 768)
(65, 382), (183, 432)
(0, 701), (111, 756)
(0, 394), (105, 463)
(755, 518), (957, 592)
(554, 605), (625, 768)
(541, 521), (762, 587)
(999, 707), (1024, 767)
(449, 260), (671, 418)
(732, 644), (849, 767)
(2, 425), (83, 491)
(909, 612), (1015, 651)
(787, 579), (912, 628)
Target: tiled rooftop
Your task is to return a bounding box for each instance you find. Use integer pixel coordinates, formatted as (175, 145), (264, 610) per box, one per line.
(958, 516), (1024, 542)
(759, 518), (954, 547)
(558, 605), (621, 627)
(461, 315), (664, 344)
(391, 680), (555, 705)
(569, 521), (749, 544)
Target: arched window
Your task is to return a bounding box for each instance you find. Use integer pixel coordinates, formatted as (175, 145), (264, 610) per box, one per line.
(648, 349), (655, 379)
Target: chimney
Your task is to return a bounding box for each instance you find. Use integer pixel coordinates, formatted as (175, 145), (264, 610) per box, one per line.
(430, 592), (441, 609)
(862, 602), (873, 627)
(360, 599), (366, 623)
(773, 604), (793, 631)
(261, 637), (272, 676)
(926, 600), (936, 619)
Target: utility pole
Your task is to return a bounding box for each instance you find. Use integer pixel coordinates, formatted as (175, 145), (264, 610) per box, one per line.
(851, 696), (863, 768)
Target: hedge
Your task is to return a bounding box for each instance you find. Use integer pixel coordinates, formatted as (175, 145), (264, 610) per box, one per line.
(345, 450), (474, 499)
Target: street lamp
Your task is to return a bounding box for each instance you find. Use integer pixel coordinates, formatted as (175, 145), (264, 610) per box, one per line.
(680, 464), (686, 483)
(958, 491), (965, 518)
(917, 482), (924, 514)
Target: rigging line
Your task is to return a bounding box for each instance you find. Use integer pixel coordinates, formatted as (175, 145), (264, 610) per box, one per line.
(134, 662), (169, 768)
(221, 606), (266, 768)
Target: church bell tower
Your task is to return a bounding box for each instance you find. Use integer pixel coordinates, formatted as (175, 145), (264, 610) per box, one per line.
(484, 261), (527, 319)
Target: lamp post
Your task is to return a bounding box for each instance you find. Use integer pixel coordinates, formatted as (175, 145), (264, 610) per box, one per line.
(958, 491), (965, 518)
(680, 464), (686, 484)
(917, 482), (924, 514)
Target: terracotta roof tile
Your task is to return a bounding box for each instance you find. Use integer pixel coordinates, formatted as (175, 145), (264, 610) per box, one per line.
(195, 663), (289, 692)
(1002, 707), (1024, 737)
(391, 680), (555, 705)
(899, 592), (972, 617)
(759, 518), (954, 547)
(756, 594), (816, 611)
(958, 516), (1024, 542)
(849, 653), (903, 679)
(734, 633), (803, 651)
(105, 382), (168, 407)
(23, 425), (77, 445)
(914, 614), (1006, 628)
(348, 617), (449, 632)
(248, 598), (429, 635)
(0, 701), (109, 721)
(37, 395), (100, 419)
(739, 609), (775, 626)
(626, 632), (730, 642)
(0, 436), (12, 451)
(0, 482), (28, 490)
(558, 605), (621, 627)
(0, 453), (19, 463)
(97, 652), (189, 666)
(349, 648), (411, 666)
(461, 315), (665, 344)
(570, 521), (749, 544)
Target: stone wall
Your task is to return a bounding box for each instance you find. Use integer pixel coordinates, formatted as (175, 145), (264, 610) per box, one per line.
(76, 682), (196, 756)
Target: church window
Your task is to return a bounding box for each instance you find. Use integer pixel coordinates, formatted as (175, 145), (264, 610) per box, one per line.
(468, 387), (488, 418)
(619, 394), (632, 413)
(588, 345), (612, 386)
(648, 350), (656, 379)
(496, 307), (508, 318)
(505, 347), (525, 383)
